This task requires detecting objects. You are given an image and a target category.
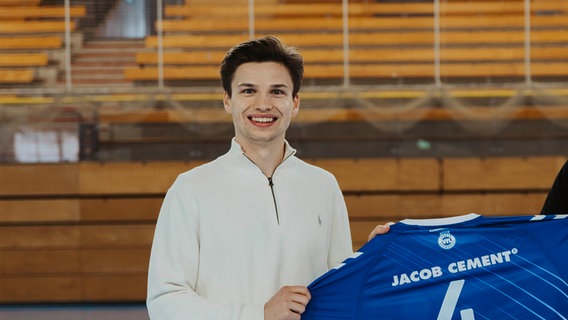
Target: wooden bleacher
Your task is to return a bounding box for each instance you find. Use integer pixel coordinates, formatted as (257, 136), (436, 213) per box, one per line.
(0, 53), (48, 67)
(0, 156), (564, 302)
(0, 6), (86, 20)
(0, 3), (85, 85)
(125, 0), (568, 84)
(0, 36), (62, 50)
(0, 52), (54, 84)
(0, 40), (60, 84)
(164, 1), (568, 18)
(136, 46), (568, 67)
(0, 70), (35, 84)
(0, 0), (40, 5)
(0, 21), (78, 34)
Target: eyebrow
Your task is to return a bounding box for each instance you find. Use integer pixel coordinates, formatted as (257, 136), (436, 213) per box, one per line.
(236, 83), (290, 89)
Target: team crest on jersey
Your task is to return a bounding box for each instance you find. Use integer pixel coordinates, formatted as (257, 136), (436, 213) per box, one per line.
(438, 230), (456, 249)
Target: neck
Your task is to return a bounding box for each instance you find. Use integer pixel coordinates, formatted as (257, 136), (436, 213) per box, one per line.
(238, 139), (286, 177)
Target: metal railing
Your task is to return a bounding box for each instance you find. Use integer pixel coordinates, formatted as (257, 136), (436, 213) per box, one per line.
(2, 0), (565, 95)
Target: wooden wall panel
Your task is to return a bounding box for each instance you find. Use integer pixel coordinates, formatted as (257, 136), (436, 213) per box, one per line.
(78, 161), (204, 195)
(443, 156), (565, 191)
(82, 248), (150, 274)
(441, 192), (548, 216)
(81, 225), (155, 248)
(345, 192), (548, 220)
(312, 158), (399, 191)
(0, 249), (81, 274)
(83, 275), (147, 301)
(80, 198), (162, 221)
(0, 156), (563, 303)
(0, 163), (78, 196)
(0, 226), (81, 249)
(345, 194), (400, 218)
(397, 158), (441, 191)
(0, 276), (83, 303)
(311, 158), (440, 192)
(0, 199), (80, 223)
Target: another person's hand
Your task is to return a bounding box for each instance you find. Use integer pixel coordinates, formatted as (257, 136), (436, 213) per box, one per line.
(264, 286), (311, 320)
(368, 223), (391, 241)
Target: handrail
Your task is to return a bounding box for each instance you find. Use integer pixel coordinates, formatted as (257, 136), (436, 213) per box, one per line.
(0, 0), (565, 95)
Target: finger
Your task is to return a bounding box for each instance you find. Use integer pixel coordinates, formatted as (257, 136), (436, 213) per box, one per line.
(284, 287), (310, 313)
(291, 291), (310, 306)
(285, 286), (310, 298)
(367, 223), (391, 241)
(288, 293), (312, 315)
(289, 300), (307, 315)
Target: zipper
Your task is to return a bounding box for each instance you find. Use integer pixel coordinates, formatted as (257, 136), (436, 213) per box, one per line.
(268, 177), (279, 225)
(267, 150), (294, 226)
(241, 149), (294, 226)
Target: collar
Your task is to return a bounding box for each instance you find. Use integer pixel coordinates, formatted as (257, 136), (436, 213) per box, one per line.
(224, 138), (297, 174)
(399, 213), (481, 226)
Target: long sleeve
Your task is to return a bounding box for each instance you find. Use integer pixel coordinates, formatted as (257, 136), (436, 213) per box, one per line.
(146, 181), (264, 320)
(327, 180), (354, 268)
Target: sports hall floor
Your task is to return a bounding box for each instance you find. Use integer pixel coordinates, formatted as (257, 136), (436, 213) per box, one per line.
(0, 303), (148, 320)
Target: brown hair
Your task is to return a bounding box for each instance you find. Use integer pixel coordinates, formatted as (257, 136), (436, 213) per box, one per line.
(220, 35), (304, 97)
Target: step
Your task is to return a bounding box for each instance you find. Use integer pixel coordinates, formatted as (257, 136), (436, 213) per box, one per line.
(72, 60), (137, 67)
(82, 39), (145, 50)
(58, 77), (134, 85)
(71, 66), (124, 76)
(68, 71), (125, 79)
(76, 51), (140, 60)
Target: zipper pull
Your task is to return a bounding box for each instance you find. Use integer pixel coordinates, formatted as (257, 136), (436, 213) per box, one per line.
(267, 177), (279, 225)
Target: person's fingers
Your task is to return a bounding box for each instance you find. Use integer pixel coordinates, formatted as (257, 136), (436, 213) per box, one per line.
(288, 300), (306, 315)
(290, 287), (309, 315)
(291, 290), (310, 307)
(265, 286), (311, 319)
(368, 223), (391, 241)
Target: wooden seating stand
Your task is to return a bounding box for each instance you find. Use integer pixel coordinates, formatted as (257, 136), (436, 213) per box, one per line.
(125, 0), (568, 83)
(0, 156), (564, 302)
(0, 2), (85, 85)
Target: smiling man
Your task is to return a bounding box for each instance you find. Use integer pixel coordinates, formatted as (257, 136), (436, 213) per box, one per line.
(146, 35), (389, 320)
(222, 60), (299, 178)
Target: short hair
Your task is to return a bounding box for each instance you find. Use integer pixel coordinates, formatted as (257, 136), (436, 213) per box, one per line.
(220, 35), (304, 97)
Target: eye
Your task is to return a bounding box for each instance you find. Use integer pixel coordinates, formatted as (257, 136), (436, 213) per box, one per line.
(241, 88), (255, 94)
(272, 89), (286, 96)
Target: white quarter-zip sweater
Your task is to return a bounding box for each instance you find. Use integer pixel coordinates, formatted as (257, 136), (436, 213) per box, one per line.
(147, 139), (353, 320)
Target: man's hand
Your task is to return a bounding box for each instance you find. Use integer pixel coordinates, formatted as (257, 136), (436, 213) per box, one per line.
(368, 223), (391, 241)
(264, 286), (311, 320)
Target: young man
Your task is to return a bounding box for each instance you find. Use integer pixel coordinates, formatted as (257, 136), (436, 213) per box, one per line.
(147, 35), (388, 320)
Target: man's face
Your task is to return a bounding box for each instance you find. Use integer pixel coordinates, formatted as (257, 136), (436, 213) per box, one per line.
(223, 61), (300, 149)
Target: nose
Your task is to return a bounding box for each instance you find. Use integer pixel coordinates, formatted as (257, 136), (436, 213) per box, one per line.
(255, 93), (273, 111)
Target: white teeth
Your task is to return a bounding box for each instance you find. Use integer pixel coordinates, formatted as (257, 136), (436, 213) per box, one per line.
(251, 117), (275, 123)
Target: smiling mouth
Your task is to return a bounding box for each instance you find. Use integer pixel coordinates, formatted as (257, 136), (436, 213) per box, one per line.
(249, 116), (276, 123)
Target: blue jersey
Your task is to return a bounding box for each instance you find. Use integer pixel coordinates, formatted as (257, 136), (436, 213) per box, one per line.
(303, 214), (568, 320)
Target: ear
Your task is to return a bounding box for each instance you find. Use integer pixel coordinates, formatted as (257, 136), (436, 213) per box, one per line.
(223, 92), (232, 114)
(291, 93), (300, 117)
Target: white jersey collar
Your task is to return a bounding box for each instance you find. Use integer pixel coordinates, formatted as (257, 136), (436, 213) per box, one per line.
(399, 213), (480, 226)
